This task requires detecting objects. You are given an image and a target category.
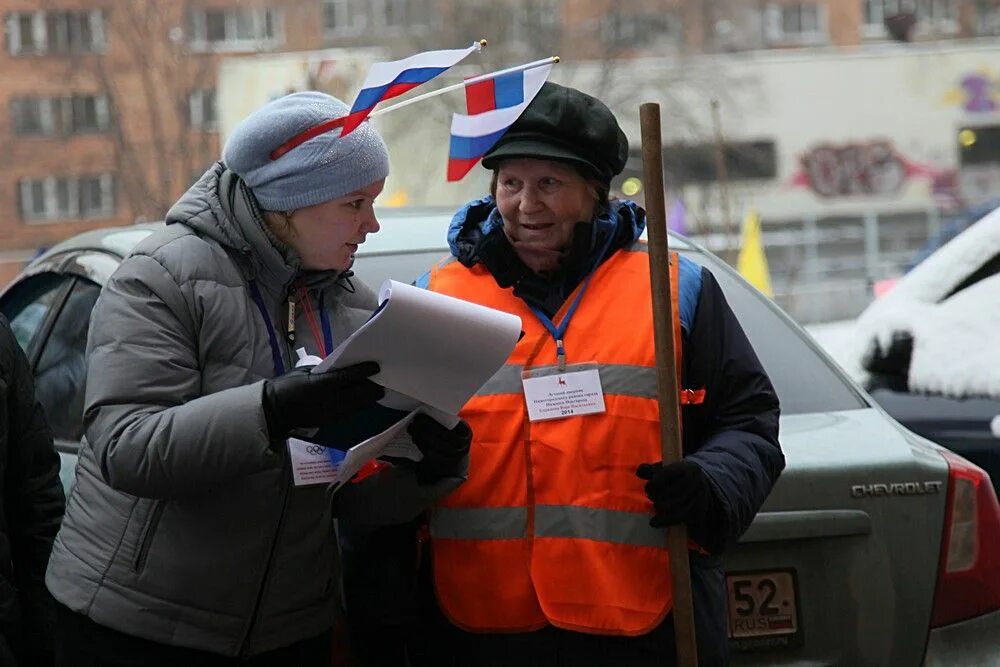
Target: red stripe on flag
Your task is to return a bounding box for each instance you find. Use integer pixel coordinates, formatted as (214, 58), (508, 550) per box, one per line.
(465, 79), (496, 115)
(447, 157), (481, 182)
(269, 116), (348, 160)
(380, 81), (423, 102)
(335, 82), (426, 139)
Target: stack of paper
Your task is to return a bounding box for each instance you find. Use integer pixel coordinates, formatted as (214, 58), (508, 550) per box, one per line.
(305, 279), (522, 487)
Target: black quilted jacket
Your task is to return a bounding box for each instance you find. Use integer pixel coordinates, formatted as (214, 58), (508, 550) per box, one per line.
(0, 314), (64, 665)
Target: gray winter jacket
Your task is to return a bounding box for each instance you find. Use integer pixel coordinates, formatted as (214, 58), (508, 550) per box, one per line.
(45, 163), (464, 657)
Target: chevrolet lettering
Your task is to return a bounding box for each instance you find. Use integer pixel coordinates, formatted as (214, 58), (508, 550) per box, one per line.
(851, 481), (943, 498)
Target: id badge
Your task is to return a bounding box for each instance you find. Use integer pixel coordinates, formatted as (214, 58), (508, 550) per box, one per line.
(287, 438), (344, 486)
(521, 362), (606, 422)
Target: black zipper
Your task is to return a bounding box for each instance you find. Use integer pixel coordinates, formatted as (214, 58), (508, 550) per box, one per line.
(133, 501), (165, 573)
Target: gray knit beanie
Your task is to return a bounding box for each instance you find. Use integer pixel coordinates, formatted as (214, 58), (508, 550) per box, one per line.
(222, 91), (390, 211)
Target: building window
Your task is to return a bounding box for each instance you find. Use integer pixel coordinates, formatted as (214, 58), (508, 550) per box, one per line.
(601, 10), (683, 49)
(19, 174), (115, 222)
(6, 10), (106, 55)
(77, 175), (114, 217)
(322, 0), (365, 34)
(764, 3), (828, 45)
(10, 98), (44, 134)
(511, 0), (560, 45)
(10, 95), (110, 136)
(188, 89), (218, 131)
(959, 126), (1000, 167)
(188, 7), (283, 52)
(861, 0), (958, 38)
(976, 1), (1000, 36)
(661, 141), (779, 185)
(375, 0), (430, 29)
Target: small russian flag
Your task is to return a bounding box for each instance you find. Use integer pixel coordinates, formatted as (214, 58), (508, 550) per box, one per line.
(447, 63), (552, 181)
(342, 44), (481, 135)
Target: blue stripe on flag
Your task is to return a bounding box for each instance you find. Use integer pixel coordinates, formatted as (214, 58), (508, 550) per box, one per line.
(351, 67), (449, 111)
(449, 129), (509, 161)
(494, 72), (525, 108)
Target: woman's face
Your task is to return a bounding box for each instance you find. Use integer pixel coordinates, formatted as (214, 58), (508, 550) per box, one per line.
(495, 159), (596, 274)
(269, 179), (385, 272)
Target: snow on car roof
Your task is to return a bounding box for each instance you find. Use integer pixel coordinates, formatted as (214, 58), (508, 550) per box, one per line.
(855, 204), (1000, 398)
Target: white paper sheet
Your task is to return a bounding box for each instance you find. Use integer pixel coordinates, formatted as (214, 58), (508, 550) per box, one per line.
(317, 402), (469, 492)
(307, 279), (521, 490)
(314, 279), (522, 414)
(334, 409), (423, 484)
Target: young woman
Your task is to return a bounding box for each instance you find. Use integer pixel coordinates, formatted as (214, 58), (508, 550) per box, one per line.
(46, 91), (470, 666)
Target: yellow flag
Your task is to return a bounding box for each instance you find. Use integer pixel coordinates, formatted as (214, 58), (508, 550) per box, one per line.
(737, 209), (774, 297)
(383, 189), (410, 207)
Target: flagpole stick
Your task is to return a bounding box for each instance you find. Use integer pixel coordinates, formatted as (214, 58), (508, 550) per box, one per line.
(640, 102), (699, 667)
(369, 56), (560, 119)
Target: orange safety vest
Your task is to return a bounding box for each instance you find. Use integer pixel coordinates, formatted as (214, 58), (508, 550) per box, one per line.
(424, 241), (704, 637)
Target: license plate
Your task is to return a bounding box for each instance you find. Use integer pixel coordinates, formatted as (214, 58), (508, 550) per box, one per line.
(726, 569), (801, 651)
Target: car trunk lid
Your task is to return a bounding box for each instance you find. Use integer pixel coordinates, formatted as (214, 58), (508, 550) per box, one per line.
(726, 407), (948, 665)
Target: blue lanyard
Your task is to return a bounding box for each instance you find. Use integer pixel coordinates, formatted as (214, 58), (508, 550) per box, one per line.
(527, 275), (595, 370)
(526, 230), (615, 370)
(249, 282), (334, 376)
(249, 281), (285, 376)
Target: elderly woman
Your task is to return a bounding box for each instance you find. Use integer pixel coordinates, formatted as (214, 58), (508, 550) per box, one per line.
(411, 83), (784, 666)
(45, 91), (470, 667)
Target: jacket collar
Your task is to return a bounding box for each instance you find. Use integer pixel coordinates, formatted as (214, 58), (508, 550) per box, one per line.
(447, 196), (646, 266)
(446, 196), (647, 316)
(164, 162), (345, 299)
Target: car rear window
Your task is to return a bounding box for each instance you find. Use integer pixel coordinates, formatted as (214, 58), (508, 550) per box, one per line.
(695, 253), (867, 415)
(945, 251), (1000, 300)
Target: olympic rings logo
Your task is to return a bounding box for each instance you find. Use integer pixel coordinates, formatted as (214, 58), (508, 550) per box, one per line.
(305, 444), (326, 456)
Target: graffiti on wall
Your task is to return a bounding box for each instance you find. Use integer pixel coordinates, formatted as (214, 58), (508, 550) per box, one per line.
(944, 69), (1000, 114)
(790, 140), (955, 200)
(794, 141), (906, 197)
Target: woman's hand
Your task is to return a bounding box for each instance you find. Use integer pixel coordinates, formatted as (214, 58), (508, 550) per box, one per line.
(262, 362), (384, 439)
(636, 459), (728, 553)
(408, 414), (472, 485)
(636, 459), (713, 528)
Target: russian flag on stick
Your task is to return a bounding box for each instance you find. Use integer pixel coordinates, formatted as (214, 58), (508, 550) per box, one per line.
(447, 62), (553, 182)
(342, 43), (482, 135)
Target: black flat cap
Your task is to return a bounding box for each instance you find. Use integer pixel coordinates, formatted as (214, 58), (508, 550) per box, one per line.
(481, 82), (629, 184)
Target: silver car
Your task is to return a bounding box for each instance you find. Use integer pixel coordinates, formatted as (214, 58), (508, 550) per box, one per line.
(2, 208), (999, 665)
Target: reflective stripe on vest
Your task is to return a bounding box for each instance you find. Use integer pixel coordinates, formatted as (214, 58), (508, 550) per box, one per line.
(426, 245), (688, 636)
(430, 505), (665, 548)
(478, 362), (705, 404)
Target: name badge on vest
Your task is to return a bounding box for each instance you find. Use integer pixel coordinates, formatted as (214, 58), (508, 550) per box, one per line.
(521, 363), (606, 422)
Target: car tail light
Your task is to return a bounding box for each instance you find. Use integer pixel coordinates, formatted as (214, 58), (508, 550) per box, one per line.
(930, 449), (1000, 627)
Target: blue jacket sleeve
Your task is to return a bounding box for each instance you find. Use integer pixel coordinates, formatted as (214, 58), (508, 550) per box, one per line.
(681, 267), (784, 553)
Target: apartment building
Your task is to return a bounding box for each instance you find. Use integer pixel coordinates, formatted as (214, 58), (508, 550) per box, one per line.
(0, 0), (997, 284)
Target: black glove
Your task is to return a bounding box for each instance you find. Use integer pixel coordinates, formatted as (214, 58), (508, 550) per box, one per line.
(408, 414), (472, 485)
(636, 459), (716, 530)
(263, 361), (384, 439)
